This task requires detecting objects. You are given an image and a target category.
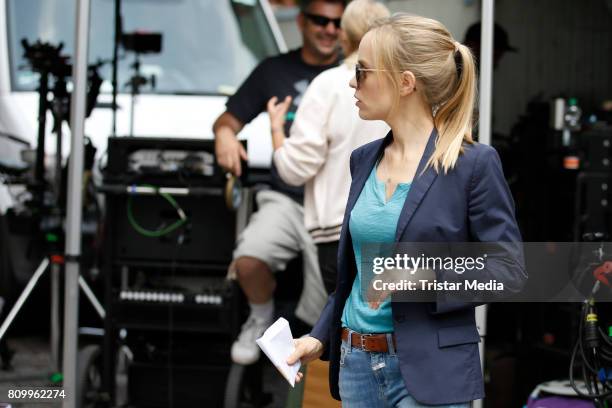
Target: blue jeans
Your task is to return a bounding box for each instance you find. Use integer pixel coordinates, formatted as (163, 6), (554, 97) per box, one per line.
(338, 332), (471, 408)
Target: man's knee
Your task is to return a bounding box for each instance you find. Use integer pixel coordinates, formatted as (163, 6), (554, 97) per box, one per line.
(234, 256), (272, 280)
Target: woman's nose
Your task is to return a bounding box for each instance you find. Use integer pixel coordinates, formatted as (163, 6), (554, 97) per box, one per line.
(349, 76), (357, 89)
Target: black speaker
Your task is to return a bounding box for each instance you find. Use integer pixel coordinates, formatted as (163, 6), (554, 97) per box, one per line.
(580, 130), (612, 172)
(111, 192), (235, 264)
(575, 172), (612, 238)
(103, 137), (243, 265)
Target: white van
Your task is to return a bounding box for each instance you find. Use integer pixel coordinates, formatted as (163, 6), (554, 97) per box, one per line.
(0, 0), (285, 167)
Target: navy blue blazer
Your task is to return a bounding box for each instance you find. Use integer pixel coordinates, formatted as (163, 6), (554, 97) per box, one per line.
(310, 129), (526, 405)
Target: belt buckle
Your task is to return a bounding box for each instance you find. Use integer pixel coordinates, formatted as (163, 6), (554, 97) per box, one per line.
(360, 334), (372, 350)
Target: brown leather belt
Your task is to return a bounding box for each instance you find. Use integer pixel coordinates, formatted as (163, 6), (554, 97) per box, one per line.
(341, 328), (396, 353)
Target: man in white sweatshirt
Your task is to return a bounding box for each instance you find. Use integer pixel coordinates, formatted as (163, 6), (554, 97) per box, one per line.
(268, 0), (390, 294)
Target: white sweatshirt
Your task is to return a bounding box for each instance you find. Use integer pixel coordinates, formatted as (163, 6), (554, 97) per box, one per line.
(273, 58), (390, 243)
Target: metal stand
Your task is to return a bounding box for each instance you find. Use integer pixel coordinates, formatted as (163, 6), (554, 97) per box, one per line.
(63, 1), (91, 406)
(51, 261), (61, 372)
(474, 305), (488, 408)
(0, 257), (104, 373)
(126, 52), (156, 137)
(473, 0), (495, 406)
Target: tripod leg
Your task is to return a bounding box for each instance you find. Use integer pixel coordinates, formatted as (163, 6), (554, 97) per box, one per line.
(78, 276), (105, 320)
(0, 258), (50, 341)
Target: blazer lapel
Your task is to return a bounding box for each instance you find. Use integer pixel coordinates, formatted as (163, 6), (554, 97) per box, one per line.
(337, 133), (391, 285)
(394, 129), (439, 241)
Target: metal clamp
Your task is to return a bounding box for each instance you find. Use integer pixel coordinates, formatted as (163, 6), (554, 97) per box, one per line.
(360, 333), (372, 349)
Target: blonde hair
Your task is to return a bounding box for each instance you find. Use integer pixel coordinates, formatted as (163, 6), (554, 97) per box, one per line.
(369, 13), (478, 173)
(341, 0), (390, 55)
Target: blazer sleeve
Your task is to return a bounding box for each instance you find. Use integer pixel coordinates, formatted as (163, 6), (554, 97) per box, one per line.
(310, 291), (336, 361)
(467, 146), (522, 244)
(310, 148), (360, 358)
(431, 145), (527, 315)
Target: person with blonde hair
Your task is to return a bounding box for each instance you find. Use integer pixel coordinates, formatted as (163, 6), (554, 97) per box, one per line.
(285, 13), (526, 407)
(267, 0), (390, 295)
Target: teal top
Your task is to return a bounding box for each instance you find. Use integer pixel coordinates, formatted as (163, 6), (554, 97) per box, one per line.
(341, 164), (411, 334)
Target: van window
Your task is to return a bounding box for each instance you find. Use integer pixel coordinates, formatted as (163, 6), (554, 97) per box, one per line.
(6, 0), (280, 95)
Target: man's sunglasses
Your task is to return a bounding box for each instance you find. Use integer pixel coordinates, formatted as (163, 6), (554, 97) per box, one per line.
(304, 12), (341, 29)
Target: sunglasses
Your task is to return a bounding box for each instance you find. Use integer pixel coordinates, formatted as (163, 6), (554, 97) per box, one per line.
(355, 63), (414, 90)
(304, 12), (341, 29)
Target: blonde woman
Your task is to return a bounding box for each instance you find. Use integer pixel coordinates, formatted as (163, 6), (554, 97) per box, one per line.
(285, 14), (526, 407)
(267, 0), (390, 295)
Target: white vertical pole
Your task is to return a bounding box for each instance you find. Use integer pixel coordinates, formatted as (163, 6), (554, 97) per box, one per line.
(478, 0), (495, 146)
(62, 0), (91, 406)
(474, 2), (494, 407)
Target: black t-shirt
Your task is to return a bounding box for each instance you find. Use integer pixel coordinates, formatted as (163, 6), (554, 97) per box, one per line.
(225, 48), (338, 202)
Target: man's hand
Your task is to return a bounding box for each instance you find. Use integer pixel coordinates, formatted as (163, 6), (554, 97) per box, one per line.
(213, 112), (247, 176)
(286, 336), (324, 384)
(215, 131), (248, 176)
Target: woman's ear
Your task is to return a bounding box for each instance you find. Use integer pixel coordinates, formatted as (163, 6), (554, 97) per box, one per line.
(399, 71), (417, 96)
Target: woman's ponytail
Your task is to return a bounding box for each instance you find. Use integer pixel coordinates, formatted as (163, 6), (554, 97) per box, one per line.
(429, 43), (477, 173)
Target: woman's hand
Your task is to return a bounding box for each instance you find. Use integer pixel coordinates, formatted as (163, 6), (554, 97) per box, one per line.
(367, 288), (392, 310)
(366, 268), (402, 309)
(366, 268), (437, 309)
(267, 96), (292, 145)
(286, 336), (324, 383)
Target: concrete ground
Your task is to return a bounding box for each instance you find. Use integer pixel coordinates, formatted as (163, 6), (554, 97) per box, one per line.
(0, 336), (289, 408)
(0, 337), (61, 408)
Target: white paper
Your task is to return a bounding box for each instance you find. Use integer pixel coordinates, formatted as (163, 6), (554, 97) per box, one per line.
(255, 317), (301, 387)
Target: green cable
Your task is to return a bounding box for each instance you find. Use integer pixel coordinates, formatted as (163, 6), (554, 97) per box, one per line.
(127, 184), (187, 238)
